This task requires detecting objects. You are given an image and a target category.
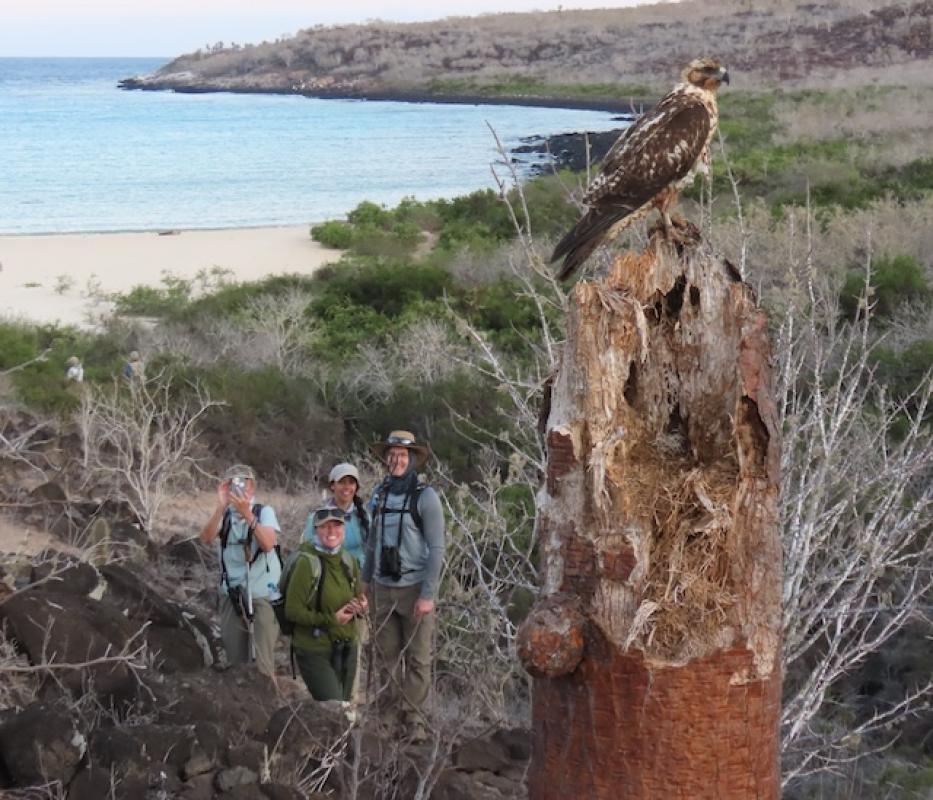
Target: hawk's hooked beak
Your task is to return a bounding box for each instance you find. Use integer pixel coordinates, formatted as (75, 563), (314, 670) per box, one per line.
(718, 67), (731, 85)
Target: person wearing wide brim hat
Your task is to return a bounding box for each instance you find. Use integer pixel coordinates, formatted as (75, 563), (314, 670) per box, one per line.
(368, 430), (432, 469)
(362, 429), (445, 742)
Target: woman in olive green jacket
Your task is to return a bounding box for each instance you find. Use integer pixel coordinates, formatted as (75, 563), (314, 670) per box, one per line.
(285, 507), (368, 701)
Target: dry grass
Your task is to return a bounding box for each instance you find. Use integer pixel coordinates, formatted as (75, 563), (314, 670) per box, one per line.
(0, 514), (62, 559)
(773, 87), (933, 150)
(623, 439), (741, 661)
(708, 195), (933, 307)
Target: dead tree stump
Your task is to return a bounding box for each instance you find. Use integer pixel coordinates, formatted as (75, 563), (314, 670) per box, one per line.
(518, 238), (782, 799)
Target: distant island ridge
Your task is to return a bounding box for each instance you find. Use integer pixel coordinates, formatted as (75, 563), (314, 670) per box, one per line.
(117, 0), (933, 107)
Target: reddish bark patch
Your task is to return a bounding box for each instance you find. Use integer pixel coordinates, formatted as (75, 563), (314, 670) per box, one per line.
(560, 534), (596, 598)
(601, 544), (636, 582)
(528, 645), (781, 799)
(546, 429), (577, 494)
(517, 594), (586, 679)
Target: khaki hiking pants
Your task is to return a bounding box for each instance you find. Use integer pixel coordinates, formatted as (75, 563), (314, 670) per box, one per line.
(219, 594), (278, 677)
(372, 582), (434, 727)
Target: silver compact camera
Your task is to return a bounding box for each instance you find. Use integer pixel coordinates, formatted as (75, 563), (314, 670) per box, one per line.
(229, 476), (247, 498)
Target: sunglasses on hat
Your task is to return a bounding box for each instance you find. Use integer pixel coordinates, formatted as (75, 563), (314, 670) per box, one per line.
(313, 508), (350, 525)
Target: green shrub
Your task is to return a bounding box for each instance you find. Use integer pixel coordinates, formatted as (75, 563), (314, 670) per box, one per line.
(311, 220), (353, 249)
(872, 339), (933, 412)
(312, 258), (453, 318)
(168, 361), (345, 475)
(0, 320), (132, 414)
(178, 273), (318, 321)
(435, 189), (515, 249)
(460, 279), (560, 355)
(0, 322), (40, 370)
(350, 370), (505, 480)
(347, 200), (392, 228)
(114, 282), (191, 316)
(520, 173), (580, 240)
(840, 255), (930, 319)
(351, 227), (419, 258)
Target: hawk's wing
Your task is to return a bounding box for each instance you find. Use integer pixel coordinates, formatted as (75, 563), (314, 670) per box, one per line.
(584, 91), (712, 210)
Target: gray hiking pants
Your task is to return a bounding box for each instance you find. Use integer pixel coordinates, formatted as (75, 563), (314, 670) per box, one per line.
(372, 583), (434, 728)
(219, 594), (278, 677)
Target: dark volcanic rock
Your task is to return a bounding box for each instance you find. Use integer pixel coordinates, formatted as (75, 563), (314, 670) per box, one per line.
(0, 589), (138, 701)
(151, 665), (287, 737)
(0, 701), (86, 786)
(165, 534), (212, 568)
(90, 723), (197, 769)
(264, 699), (352, 756)
(30, 552), (102, 596)
(492, 727), (532, 762)
(100, 563), (212, 673)
(260, 785), (307, 800)
(68, 765), (118, 800)
(452, 734), (512, 773)
(214, 765), (258, 792)
(178, 773), (215, 800)
(513, 127), (627, 176)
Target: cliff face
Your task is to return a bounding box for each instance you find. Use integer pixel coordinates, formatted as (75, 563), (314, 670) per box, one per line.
(119, 0), (933, 99)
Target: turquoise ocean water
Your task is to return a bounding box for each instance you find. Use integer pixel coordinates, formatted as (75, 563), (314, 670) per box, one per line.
(0, 58), (622, 234)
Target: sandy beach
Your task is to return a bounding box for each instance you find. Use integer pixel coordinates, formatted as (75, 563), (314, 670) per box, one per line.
(0, 225), (338, 327)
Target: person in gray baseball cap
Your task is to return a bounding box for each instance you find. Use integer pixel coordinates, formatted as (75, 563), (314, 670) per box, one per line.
(199, 464), (282, 683)
(303, 462), (370, 568)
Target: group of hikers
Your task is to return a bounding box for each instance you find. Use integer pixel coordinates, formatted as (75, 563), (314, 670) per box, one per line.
(198, 429), (446, 743)
(64, 350), (145, 384)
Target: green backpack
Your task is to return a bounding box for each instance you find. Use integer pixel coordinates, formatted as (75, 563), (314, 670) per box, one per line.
(273, 548), (358, 636)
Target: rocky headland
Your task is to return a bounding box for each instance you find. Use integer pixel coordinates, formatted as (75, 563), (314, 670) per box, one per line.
(118, 1), (933, 105)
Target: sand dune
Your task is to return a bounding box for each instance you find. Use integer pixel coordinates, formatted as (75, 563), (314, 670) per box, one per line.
(0, 225), (338, 327)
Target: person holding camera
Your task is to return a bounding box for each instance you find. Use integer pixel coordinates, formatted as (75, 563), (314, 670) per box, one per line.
(199, 464), (282, 681)
(362, 430), (445, 743)
(286, 507), (367, 701)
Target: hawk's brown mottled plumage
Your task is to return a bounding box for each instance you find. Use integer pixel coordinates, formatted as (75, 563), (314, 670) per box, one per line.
(551, 57), (730, 280)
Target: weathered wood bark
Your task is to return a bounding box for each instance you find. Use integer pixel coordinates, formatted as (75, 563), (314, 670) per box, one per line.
(518, 237), (782, 799)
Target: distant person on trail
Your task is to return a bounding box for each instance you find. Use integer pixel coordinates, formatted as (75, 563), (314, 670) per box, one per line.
(123, 350), (144, 382)
(65, 355), (84, 383)
(286, 507), (367, 702)
(303, 463), (370, 568)
(199, 464), (282, 682)
(363, 430), (445, 743)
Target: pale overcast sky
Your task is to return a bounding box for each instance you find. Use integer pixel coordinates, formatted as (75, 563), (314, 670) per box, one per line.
(1, 1), (658, 57)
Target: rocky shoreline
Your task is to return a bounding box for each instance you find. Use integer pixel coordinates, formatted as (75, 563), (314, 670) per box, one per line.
(511, 127), (626, 175)
(118, 74), (650, 115)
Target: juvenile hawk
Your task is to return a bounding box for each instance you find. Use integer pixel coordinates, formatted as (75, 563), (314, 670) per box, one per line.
(551, 57), (730, 280)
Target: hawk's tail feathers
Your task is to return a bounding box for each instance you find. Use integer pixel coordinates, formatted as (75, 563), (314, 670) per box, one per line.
(550, 206), (634, 281)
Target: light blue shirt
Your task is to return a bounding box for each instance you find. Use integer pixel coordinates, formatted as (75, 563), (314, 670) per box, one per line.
(216, 502), (281, 599)
(302, 502), (369, 568)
